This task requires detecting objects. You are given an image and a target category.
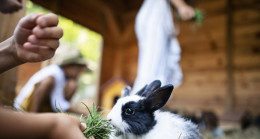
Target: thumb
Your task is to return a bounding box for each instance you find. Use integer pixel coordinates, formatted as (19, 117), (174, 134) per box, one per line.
(80, 122), (87, 131)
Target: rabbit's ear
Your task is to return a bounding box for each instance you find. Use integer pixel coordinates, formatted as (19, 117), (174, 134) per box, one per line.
(145, 85), (174, 111)
(121, 86), (131, 97)
(136, 84), (147, 96)
(142, 80), (161, 97)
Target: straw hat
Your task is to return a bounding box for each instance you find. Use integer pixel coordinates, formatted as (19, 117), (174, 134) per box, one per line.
(51, 46), (89, 70)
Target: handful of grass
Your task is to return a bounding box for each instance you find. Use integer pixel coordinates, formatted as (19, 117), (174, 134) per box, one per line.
(177, 8), (205, 25)
(81, 103), (113, 139)
(193, 9), (204, 25)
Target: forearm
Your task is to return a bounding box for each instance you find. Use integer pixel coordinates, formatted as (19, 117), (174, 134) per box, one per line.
(0, 37), (24, 73)
(0, 108), (55, 139)
(30, 76), (55, 112)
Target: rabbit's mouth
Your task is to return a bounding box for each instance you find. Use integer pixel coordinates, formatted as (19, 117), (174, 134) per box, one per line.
(111, 125), (124, 136)
(115, 130), (123, 136)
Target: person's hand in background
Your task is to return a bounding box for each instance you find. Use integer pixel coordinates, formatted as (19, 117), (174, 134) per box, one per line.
(171, 0), (195, 21)
(177, 4), (195, 21)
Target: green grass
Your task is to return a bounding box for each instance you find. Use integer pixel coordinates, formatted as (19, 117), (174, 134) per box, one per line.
(81, 103), (113, 139)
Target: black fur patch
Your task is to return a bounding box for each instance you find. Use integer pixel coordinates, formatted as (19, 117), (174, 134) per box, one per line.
(121, 100), (156, 135)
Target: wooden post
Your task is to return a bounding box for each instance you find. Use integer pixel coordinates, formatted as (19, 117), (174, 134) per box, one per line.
(226, 0), (235, 111)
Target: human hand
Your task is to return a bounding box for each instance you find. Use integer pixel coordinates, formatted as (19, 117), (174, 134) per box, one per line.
(0, 0), (22, 14)
(177, 4), (195, 21)
(49, 113), (87, 139)
(13, 13), (63, 64)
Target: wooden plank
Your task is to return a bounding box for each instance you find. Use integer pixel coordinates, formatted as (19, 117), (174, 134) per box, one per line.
(172, 70), (227, 99)
(166, 70), (227, 115)
(234, 70), (260, 97)
(203, 14), (227, 29)
(179, 30), (226, 48)
(234, 9), (260, 26)
(167, 98), (226, 116)
(181, 49), (227, 71)
(233, 0), (260, 10)
(234, 39), (260, 52)
(179, 16), (226, 48)
(233, 23), (260, 39)
(181, 42), (226, 56)
(233, 42), (260, 69)
(197, 0), (226, 16)
(234, 55), (260, 69)
(234, 70), (260, 115)
(233, 45), (260, 69)
(178, 15), (226, 37)
(233, 13), (260, 68)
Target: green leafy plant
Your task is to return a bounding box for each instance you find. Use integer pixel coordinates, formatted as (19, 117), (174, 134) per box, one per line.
(177, 8), (205, 25)
(193, 9), (204, 25)
(81, 103), (113, 139)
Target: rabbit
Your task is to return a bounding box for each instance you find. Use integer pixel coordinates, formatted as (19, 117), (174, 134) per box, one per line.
(107, 80), (201, 139)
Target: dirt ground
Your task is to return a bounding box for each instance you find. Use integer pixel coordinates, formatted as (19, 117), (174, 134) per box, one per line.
(202, 127), (260, 139)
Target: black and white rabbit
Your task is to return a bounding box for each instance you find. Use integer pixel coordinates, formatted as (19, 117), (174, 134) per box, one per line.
(107, 80), (201, 139)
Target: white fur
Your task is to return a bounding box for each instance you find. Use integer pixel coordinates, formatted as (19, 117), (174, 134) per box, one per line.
(108, 95), (200, 139)
(107, 95), (143, 134)
(143, 111), (198, 139)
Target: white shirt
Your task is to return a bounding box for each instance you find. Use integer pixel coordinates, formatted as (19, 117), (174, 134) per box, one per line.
(14, 64), (70, 112)
(132, 0), (183, 93)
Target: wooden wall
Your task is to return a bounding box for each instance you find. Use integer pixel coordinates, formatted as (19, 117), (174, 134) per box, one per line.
(166, 0), (228, 116)
(232, 0), (260, 115)
(166, 0), (260, 116)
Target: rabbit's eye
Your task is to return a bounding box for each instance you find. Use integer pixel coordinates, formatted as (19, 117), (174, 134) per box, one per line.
(125, 108), (135, 115)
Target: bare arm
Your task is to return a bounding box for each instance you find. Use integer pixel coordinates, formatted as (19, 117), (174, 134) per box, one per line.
(0, 13), (63, 73)
(30, 76), (55, 112)
(63, 79), (89, 116)
(170, 0), (195, 21)
(0, 108), (87, 139)
(0, 37), (23, 73)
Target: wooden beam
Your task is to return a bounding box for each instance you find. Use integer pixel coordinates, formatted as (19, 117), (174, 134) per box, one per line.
(226, 0), (235, 111)
(31, 0), (140, 48)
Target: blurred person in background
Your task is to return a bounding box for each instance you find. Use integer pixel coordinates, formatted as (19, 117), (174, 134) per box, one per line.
(132, 0), (195, 93)
(14, 46), (89, 114)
